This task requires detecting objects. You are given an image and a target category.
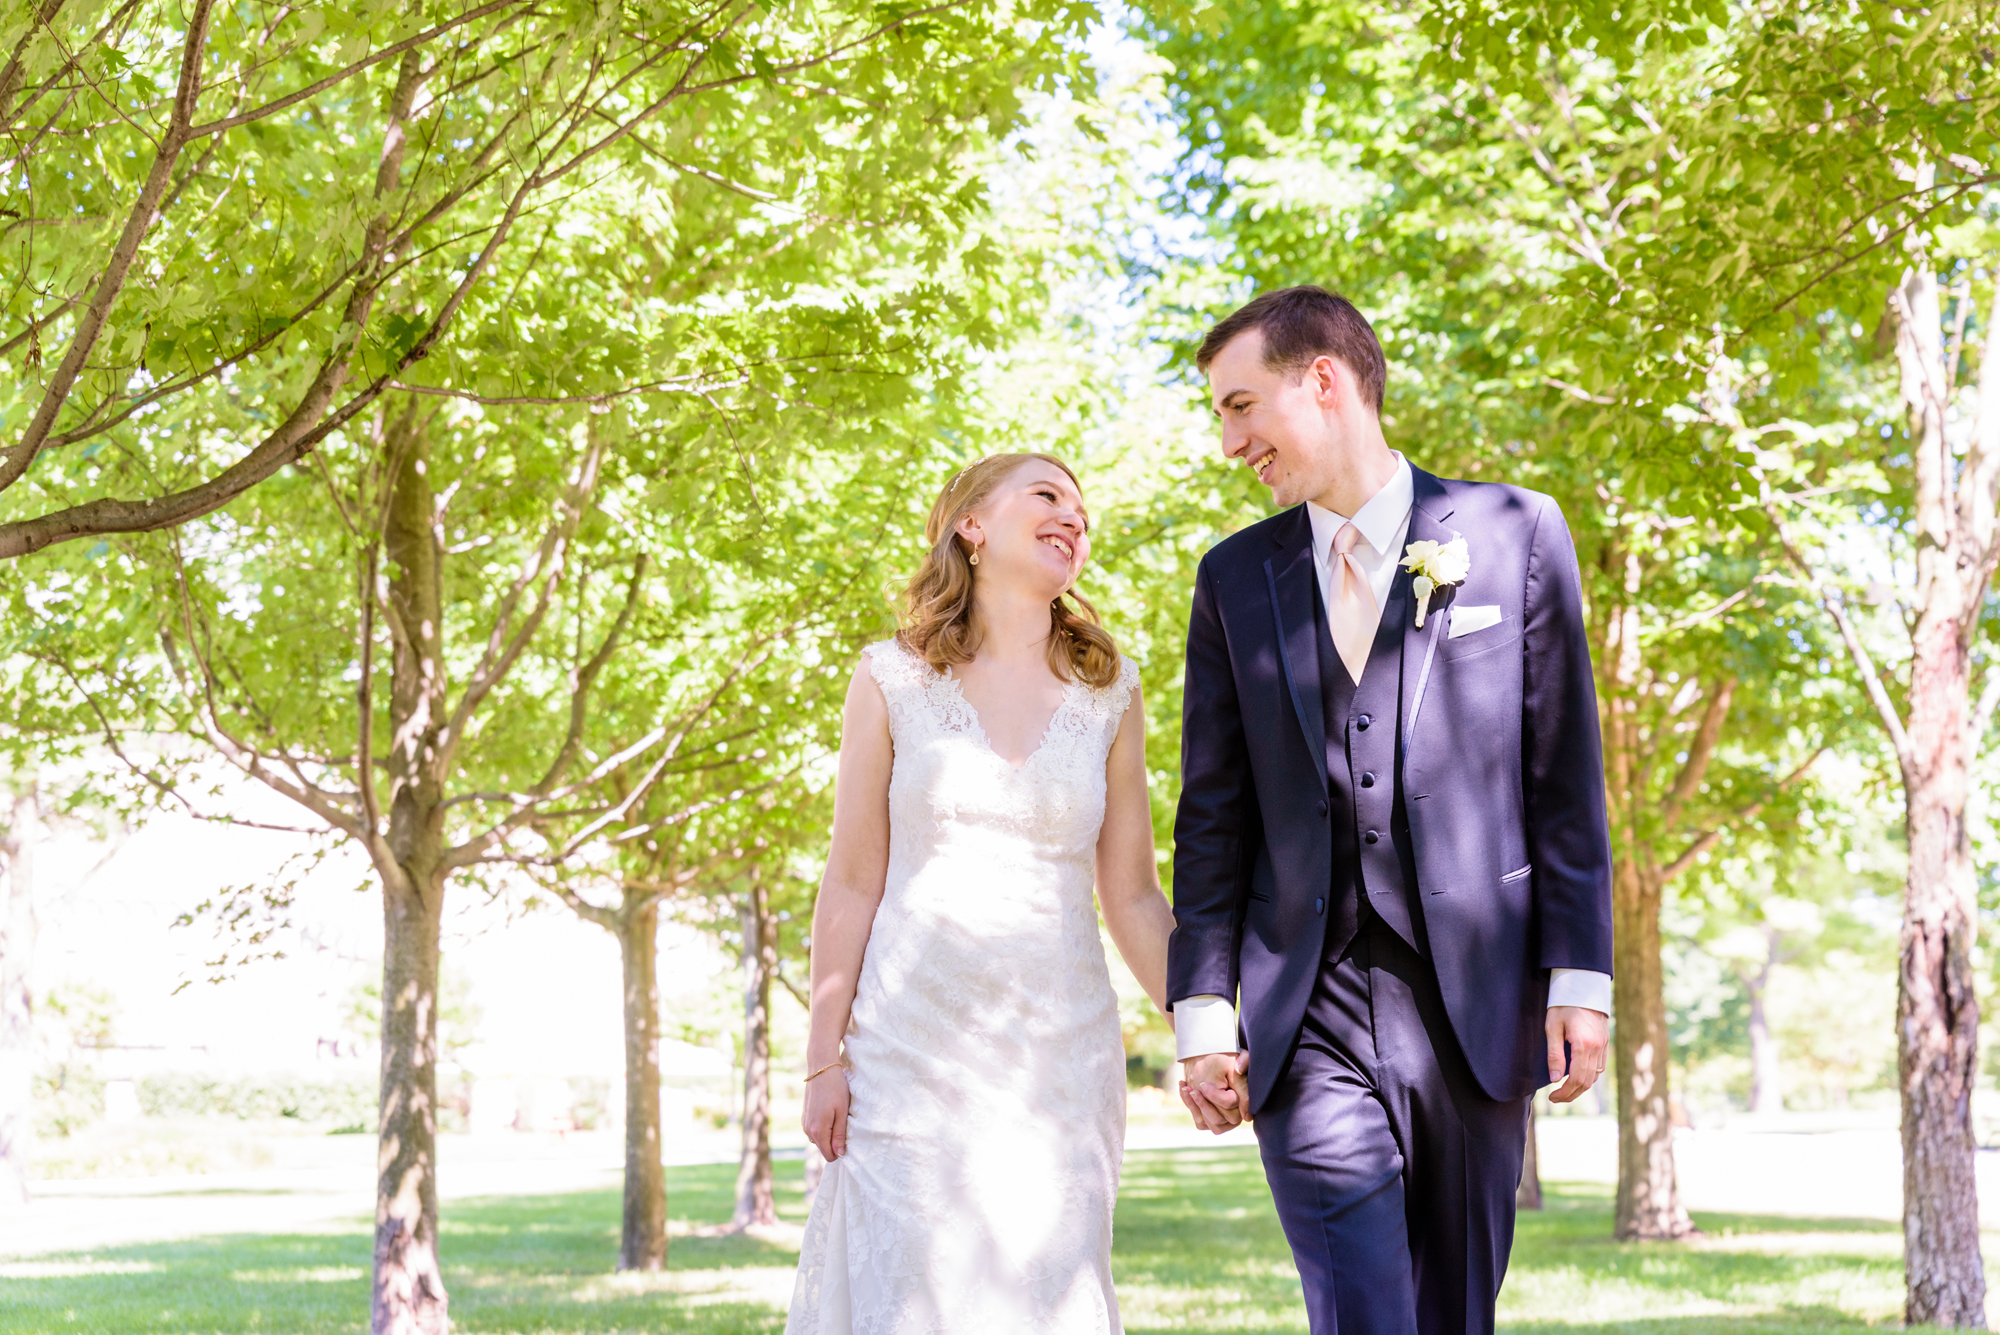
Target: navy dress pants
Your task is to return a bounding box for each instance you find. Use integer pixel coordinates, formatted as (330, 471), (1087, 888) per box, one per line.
(1253, 917), (1531, 1335)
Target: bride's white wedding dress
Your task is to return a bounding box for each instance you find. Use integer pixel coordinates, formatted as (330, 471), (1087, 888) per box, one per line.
(786, 638), (1139, 1335)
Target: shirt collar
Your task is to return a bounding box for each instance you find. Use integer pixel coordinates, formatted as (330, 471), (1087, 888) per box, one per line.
(1306, 452), (1414, 560)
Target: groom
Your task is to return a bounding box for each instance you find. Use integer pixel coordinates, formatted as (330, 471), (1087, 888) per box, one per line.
(1168, 286), (1613, 1335)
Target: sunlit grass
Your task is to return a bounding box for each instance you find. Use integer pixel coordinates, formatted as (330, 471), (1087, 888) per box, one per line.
(0, 1147), (1983, 1333)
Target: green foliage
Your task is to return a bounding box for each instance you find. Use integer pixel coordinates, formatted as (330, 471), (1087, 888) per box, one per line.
(29, 1062), (102, 1139)
(0, 0), (1098, 559)
(28, 982), (116, 1138)
(136, 1073), (376, 1127)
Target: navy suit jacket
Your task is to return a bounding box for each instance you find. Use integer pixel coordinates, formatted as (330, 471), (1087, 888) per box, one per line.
(1167, 466), (1615, 1110)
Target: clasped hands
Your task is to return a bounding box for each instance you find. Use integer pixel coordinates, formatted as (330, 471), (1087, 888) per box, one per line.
(1177, 1006), (1609, 1132)
(1179, 1051), (1250, 1133)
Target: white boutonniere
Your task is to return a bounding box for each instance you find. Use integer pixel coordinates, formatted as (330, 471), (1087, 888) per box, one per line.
(1400, 537), (1470, 629)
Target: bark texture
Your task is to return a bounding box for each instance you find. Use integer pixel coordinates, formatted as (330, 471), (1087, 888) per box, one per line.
(370, 412), (451, 1335)
(1609, 855), (1691, 1239)
(618, 901), (668, 1271)
(0, 788), (38, 1209)
(1886, 258), (1988, 1328)
(1600, 561), (1697, 1242)
(735, 877), (777, 1230)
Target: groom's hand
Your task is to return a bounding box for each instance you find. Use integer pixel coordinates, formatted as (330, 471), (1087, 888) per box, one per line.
(1179, 1051), (1250, 1132)
(1546, 1005), (1609, 1103)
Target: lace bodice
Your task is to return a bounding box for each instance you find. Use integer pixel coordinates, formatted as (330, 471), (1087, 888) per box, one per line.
(786, 638), (1140, 1335)
(869, 637), (1140, 892)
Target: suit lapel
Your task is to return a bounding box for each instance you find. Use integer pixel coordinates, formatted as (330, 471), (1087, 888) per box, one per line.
(1263, 506), (1328, 794)
(1399, 468), (1457, 756)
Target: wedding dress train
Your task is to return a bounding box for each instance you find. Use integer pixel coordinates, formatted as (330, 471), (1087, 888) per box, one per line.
(785, 638), (1138, 1335)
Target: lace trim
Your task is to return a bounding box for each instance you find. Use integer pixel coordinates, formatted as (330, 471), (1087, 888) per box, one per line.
(865, 640), (1138, 763)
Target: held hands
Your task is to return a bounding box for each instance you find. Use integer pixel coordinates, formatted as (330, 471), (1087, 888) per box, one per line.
(1179, 1051), (1250, 1133)
(1546, 1005), (1609, 1103)
(802, 1066), (850, 1161)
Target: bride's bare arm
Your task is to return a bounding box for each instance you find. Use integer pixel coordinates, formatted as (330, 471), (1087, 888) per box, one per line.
(802, 661), (894, 1161)
(1096, 686), (1175, 1014)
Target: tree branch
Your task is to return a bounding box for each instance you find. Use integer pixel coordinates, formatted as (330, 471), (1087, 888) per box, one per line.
(186, 0), (529, 140)
(440, 424), (608, 759)
(1660, 748), (1823, 882)
(1660, 676), (1735, 833)
(0, 0), (213, 496)
(1763, 498), (1914, 770)
(531, 553), (649, 794)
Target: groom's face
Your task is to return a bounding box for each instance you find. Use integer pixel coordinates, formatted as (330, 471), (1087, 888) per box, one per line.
(1206, 328), (1344, 510)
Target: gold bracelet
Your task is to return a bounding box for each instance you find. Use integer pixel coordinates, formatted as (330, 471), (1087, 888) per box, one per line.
(806, 1060), (845, 1082)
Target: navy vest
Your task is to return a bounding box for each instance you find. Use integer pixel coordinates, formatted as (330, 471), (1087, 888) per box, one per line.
(1311, 572), (1422, 960)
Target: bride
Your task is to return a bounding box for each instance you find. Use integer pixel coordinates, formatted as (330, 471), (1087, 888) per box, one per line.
(786, 453), (1177, 1333)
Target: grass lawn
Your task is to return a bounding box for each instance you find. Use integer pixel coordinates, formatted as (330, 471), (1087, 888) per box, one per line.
(0, 1147), (1939, 1333)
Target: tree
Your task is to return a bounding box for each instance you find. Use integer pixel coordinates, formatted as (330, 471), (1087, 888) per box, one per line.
(522, 467), (909, 1265)
(17, 363), (984, 1321)
(1408, 0), (2000, 1310)
(7, 5), (1097, 1327)
(1134, 0), (1859, 1243)
(729, 859), (817, 1232)
(733, 869), (780, 1229)
(0, 0), (1084, 573)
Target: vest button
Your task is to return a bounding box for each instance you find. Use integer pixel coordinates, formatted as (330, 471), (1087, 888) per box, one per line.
(1314, 897), (1325, 915)
(1364, 829), (1380, 845)
(1356, 714), (1372, 731)
(1361, 772), (1376, 788)
(1317, 799), (1329, 817)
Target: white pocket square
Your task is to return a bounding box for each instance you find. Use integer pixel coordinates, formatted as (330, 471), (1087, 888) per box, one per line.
(1448, 605), (1503, 638)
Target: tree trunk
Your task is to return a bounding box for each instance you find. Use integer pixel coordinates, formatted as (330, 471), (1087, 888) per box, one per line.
(1611, 858), (1693, 1239)
(373, 866), (447, 1335)
(1746, 953), (1781, 1115)
(370, 410), (451, 1335)
(735, 876), (777, 1229)
(1889, 257), (1986, 1328)
(1601, 571), (1696, 1242)
(1898, 604), (1984, 1325)
(0, 787), (38, 1208)
(1517, 1103), (1543, 1210)
(617, 899), (667, 1270)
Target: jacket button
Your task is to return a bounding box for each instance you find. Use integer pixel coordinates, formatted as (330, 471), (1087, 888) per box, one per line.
(1361, 772), (1376, 788)
(1356, 714), (1372, 731)
(1317, 799), (1329, 817)
(1364, 829), (1380, 845)
(1314, 897), (1325, 915)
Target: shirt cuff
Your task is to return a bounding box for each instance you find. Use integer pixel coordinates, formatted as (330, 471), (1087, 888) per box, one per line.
(1173, 994), (1238, 1060)
(1548, 968), (1611, 1015)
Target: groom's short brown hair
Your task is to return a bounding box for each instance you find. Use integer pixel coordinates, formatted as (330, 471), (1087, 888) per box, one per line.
(1196, 286), (1387, 415)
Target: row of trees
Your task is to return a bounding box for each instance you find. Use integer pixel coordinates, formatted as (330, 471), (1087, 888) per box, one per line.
(1139, 0), (1998, 1320)
(0, 0), (1994, 1331)
(0, 0), (1100, 1331)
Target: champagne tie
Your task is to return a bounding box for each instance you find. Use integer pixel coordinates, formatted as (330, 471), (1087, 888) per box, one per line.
(1329, 521), (1378, 686)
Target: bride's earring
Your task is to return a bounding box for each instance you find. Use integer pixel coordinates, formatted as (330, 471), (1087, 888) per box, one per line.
(968, 546), (981, 566)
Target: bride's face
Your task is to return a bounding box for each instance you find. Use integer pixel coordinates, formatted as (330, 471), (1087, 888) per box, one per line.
(955, 461), (1090, 598)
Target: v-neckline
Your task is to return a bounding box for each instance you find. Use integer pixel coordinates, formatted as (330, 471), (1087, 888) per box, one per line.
(940, 670), (1077, 772)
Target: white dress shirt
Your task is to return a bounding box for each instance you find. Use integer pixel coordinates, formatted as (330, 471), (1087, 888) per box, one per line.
(1174, 455), (1609, 1060)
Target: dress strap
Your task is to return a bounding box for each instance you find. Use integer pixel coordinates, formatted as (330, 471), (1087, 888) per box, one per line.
(864, 639), (957, 745)
(1072, 655), (1141, 731)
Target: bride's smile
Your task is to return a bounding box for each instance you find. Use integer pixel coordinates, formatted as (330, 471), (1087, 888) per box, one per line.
(952, 460), (1092, 597)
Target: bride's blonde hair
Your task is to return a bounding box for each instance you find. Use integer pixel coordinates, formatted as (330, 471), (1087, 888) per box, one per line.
(898, 453), (1123, 689)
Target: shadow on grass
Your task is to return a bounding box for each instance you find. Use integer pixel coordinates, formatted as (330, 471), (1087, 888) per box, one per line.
(0, 1163), (809, 1335)
(0, 1150), (1954, 1335)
